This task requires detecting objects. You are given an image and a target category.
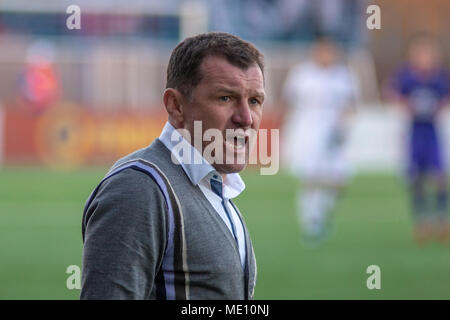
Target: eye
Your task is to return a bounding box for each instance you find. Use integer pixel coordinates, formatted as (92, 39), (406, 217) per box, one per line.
(249, 97), (260, 105)
(220, 96), (231, 102)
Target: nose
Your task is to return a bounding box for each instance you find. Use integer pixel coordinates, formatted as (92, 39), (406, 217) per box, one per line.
(232, 99), (253, 128)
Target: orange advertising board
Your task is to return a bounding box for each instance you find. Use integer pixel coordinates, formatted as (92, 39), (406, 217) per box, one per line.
(3, 102), (167, 167)
(2, 102), (281, 168)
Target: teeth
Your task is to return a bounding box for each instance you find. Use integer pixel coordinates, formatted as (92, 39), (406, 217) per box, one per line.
(226, 136), (246, 149)
(236, 136), (245, 146)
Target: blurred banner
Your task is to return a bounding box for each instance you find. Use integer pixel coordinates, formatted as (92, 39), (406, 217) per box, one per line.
(2, 102), (166, 167)
(0, 101), (281, 168)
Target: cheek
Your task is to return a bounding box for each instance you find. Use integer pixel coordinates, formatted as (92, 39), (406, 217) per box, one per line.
(252, 109), (263, 128)
(187, 102), (216, 123)
(205, 109), (233, 128)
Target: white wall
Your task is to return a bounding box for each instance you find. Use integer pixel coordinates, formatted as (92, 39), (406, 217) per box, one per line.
(346, 104), (450, 173)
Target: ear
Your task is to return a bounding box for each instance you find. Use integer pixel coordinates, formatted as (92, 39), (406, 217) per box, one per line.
(163, 88), (185, 128)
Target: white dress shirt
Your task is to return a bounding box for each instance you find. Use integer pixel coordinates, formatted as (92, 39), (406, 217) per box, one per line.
(159, 122), (247, 268)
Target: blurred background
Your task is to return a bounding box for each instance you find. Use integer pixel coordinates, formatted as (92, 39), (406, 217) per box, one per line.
(0, 0), (450, 299)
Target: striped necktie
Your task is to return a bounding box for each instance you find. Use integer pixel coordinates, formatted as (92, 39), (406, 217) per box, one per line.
(210, 177), (238, 244)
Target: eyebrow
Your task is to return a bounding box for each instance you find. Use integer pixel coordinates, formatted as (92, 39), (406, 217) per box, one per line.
(215, 86), (265, 100)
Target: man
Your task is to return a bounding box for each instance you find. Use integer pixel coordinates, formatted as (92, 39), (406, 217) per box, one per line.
(81, 32), (265, 299)
(282, 36), (358, 245)
(386, 34), (449, 244)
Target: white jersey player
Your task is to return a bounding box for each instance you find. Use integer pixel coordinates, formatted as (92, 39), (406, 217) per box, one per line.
(282, 37), (359, 245)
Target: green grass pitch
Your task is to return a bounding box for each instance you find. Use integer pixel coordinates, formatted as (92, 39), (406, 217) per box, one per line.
(0, 166), (449, 299)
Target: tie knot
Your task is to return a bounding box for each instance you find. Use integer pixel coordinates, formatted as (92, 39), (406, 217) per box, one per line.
(210, 177), (223, 198)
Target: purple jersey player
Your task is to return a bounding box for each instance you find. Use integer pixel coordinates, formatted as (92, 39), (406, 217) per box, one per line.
(387, 34), (449, 244)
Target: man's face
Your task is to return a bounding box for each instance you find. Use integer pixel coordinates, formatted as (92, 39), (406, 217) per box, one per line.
(182, 56), (265, 174)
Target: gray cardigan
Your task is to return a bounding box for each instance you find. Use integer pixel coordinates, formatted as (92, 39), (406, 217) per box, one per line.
(81, 139), (257, 300)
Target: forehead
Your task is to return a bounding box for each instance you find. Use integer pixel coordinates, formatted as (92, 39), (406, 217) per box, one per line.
(198, 56), (264, 90)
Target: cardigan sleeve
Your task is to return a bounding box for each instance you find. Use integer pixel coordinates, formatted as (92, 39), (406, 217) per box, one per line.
(80, 168), (168, 299)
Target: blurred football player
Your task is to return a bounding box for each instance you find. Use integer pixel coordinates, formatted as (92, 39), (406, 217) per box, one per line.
(282, 37), (359, 245)
(386, 34), (450, 244)
(19, 40), (60, 114)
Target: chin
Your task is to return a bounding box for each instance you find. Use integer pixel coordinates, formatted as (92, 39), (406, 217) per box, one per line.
(213, 163), (248, 175)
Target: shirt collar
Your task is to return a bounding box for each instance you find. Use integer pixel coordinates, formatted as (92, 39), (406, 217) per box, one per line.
(158, 122), (245, 198)
(204, 171), (245, 199)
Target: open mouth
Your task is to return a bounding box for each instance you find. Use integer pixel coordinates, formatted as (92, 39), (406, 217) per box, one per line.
(225, 133), (248, 151)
